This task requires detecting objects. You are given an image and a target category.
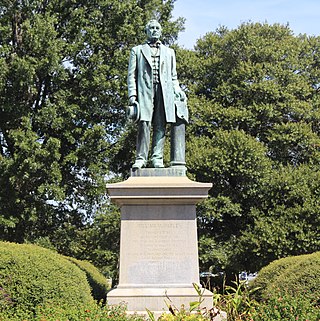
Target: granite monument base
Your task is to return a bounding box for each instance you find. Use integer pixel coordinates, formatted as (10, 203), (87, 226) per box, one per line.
(106, 168), (226, 320)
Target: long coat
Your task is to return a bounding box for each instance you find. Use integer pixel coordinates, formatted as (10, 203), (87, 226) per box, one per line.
(127, 43), (181, 123)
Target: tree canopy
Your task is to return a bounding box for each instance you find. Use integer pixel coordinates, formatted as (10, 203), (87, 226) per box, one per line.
(0, 0), (183, 245)
(0, 1), (319, 278)
(179, 22), (320, 273)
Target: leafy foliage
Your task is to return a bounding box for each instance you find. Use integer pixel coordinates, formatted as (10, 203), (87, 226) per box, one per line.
(212, 280), (258, 321)
(178, 22), (320, 274)
(0, 242), (94, 319)
(249, 293), (320, 321)
(235, 166), (320, 270)
(62, 205), (121, 282)
(148, 283), (225, 321)
(246, 252), (320, 321)
(1, 0), (320, 284)
(0, 301), (147, 321)
(252, 251), (320, 302)
(0, 0), (184, 252)
(65, 256), (111, 302)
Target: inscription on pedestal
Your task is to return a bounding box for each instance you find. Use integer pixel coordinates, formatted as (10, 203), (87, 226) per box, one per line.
(120, 219), (198, 285)
(131, 222), (186, 259)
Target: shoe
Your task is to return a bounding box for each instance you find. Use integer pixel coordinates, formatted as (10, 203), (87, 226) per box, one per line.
(132, 159), (146, 169)
(152, 161), (164, 168)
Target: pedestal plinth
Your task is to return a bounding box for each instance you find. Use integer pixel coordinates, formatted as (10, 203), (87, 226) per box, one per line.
(106, 169), (219, 316)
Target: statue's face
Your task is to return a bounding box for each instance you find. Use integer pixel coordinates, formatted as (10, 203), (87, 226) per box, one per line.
(146, 21), (162, 42)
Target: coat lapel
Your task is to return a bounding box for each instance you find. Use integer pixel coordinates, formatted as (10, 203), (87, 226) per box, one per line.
(141, 44), (152, 67)
(159, 44), (165, 71)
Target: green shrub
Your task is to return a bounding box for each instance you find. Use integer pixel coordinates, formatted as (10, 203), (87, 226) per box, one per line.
(66, 256), (110, 301)
(34, 302), (146, 321)
(251, 255), (304, 299)
(0, 301), (147, 321)
(0, 242), (94, 319)
(248, 293), (320, 321)
(275, 252), (320, 301)
(252, 251), (320, 302)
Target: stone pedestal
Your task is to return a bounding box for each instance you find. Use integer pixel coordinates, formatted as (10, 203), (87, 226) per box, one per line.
(106, 168), (221, 317)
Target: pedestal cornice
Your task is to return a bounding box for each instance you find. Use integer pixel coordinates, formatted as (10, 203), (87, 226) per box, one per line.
(106, 170), (212, 206)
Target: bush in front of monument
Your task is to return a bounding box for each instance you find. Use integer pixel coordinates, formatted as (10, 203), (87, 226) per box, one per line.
(0, 242), (95, 319)
(251, 251), (320, 302)
(32, 301), (147, 321)
(193, 252), (320, 321)
(65, 256), (110, 302)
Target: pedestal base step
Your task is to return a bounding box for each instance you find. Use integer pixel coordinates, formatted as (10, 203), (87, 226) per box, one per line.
(126, 309), (227, 321)
(107, 286), (226, 320)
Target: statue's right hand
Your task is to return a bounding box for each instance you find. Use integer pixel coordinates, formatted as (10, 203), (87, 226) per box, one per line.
(129, 96), (136, 105)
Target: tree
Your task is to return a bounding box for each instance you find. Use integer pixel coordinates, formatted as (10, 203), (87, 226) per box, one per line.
(0, 0), (184, 247)
(178, 22), (320, 274)
(234, 165), (320, 272)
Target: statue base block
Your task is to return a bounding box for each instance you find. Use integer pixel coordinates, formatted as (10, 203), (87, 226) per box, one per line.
(106, 169), (226, 320)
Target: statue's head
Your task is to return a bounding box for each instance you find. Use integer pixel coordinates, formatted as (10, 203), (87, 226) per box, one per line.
(145, 20), (162, 42)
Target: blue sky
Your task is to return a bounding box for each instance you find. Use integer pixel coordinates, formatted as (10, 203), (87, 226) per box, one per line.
(172, 0), (320, 48)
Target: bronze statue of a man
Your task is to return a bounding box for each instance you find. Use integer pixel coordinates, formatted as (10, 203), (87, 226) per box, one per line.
(127, 20), (188, 169)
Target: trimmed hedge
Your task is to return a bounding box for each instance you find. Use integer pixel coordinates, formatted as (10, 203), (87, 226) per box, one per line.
(0, 242), (94, 318)
(252, 251), (320, 302)
(66, 256), (110, 301)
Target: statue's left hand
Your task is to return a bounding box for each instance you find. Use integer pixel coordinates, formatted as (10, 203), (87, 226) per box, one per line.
(180, 91), (187, 101)
(175, 90), (186, 102)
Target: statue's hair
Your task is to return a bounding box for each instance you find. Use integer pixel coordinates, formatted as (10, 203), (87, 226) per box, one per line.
(145, 20), (162, 33)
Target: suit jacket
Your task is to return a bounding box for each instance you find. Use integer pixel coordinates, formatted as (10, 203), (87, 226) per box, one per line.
(127, 43), (181, 123)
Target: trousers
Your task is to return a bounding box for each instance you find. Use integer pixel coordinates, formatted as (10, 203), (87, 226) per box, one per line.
(135, 83), (166, 165)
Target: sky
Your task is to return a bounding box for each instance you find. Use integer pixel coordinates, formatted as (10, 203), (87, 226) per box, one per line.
(172, 0), (320, 48)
